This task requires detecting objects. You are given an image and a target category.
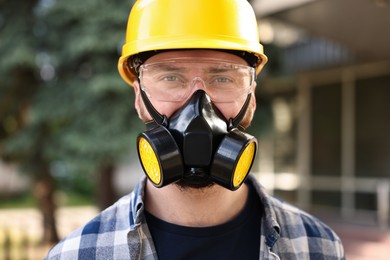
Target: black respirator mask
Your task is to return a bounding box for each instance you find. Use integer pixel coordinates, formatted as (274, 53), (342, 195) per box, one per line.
(137, 89), (257, 191)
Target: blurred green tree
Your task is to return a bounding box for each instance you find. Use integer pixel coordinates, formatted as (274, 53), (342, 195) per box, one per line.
(37, 0), (139, 209)
(0, 0), (138, 244)
(0, 0), (61, 243)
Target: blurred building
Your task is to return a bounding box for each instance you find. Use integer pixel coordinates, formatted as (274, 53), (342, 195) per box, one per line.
(251, 0), (390, 229)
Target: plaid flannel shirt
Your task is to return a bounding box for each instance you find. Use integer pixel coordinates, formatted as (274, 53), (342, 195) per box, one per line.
(46, 175), (345, 259)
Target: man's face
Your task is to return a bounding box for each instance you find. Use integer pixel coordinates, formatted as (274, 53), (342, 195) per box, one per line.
(133, 50), (257, 129)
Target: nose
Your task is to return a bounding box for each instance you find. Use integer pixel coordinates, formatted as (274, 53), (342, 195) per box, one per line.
(191, 77), (207, 92)
(188, 77), (211, 100)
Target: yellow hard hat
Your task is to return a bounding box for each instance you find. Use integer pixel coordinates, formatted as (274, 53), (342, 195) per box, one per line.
(118, 0), (268, 86)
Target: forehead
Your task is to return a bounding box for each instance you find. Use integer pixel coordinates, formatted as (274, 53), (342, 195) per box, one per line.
(144, 50), (247, 65)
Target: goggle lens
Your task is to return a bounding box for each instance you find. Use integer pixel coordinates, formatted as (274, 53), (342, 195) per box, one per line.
(139, 60), (255, 103)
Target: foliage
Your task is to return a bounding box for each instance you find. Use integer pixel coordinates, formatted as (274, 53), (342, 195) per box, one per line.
(1, 0), (140, 186)
(0, 0), (138, 242)
(0, 0), (41, 148)
(35, 0), (139, 175)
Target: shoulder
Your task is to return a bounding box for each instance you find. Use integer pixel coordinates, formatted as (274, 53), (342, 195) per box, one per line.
(247, 176), (345, 259)
(269, 195), (339, 240)
(45, 193), (135, 260)
(266, 194), (345, 258)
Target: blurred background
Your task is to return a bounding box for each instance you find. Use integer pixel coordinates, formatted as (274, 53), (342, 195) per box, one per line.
(0, 0), (389, 259)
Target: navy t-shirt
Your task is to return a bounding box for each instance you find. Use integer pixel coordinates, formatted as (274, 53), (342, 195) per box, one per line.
(144, 182), (262, 260)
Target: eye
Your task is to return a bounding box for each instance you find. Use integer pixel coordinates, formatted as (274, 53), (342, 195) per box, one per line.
(158, 73), (188, 84)
(162, 75), (178, 81)
(215, 77), (232, 83)
(210, 75), (234, 84)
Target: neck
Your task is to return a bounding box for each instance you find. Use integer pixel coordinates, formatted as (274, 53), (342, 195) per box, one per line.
(144, 180), (249, 227)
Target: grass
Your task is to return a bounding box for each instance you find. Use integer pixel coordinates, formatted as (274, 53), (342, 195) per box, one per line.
(0, 193), (37, 209)
(0, 191), (94, 209)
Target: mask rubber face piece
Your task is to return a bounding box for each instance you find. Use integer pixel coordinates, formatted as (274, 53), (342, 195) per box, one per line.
(168, 90), (228, 168)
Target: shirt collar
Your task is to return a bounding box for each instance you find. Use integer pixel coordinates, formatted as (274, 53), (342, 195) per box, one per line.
(247, 175), (281, 247)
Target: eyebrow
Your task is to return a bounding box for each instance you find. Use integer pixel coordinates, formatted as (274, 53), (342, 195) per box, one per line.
(206, 67), (251, 79)
(206, 67), (233, 74)
(149, 64), (189, 73)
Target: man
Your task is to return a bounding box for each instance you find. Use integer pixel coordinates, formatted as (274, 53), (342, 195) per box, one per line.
(47, 0), (345, 259)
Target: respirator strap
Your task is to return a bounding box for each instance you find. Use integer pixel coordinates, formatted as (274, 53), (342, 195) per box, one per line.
(140, 89), (168, 126)
(229, 94), (252, 130)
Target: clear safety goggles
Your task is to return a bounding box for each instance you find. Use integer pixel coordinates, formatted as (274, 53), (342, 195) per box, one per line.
(138, 59), (256, 103)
